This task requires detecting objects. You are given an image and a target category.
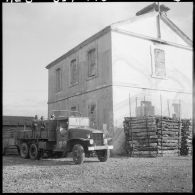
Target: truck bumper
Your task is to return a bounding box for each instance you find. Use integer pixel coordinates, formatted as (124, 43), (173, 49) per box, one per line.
(88, 145), (113, 151)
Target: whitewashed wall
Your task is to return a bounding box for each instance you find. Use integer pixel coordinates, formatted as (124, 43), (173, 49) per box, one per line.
(111, 30), (192, 154)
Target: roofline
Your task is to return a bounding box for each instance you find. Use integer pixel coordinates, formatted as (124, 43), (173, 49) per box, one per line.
(45, 26), (111, 69)
(160, 13), (192, 46)
(111, 27), (192, 51)
(45, 12), (192, 70)
(111, 11), (159, 28)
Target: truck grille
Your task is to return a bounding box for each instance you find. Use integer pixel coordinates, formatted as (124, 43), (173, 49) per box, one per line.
(91, 133), (103, 146)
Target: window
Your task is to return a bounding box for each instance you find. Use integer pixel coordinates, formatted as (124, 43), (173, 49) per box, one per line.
(71, 105), (79, 116)
(56, 68), (62, 92)
(88, 48), (97, 77)
(71, 106), (77, 112)
(88, 103), (96, 128)
(58, 120), (68, 137)
(70, 59), (78, 85)
(154, 48), (166, 77)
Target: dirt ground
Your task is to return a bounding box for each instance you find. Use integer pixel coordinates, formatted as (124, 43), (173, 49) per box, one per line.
(3, 155), (192, 193)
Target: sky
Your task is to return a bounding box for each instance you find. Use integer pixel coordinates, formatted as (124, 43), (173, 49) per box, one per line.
(3, 2), (193, 118)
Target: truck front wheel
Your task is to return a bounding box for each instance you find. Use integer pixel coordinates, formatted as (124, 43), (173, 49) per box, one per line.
(97, 149), (110, 162)
(29, 144), (41, 160)
(20, 143), (29, 159)
(72, 144), (85, 164)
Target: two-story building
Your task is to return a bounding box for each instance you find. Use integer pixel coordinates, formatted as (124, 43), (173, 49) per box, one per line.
(46, 3), (192, 154)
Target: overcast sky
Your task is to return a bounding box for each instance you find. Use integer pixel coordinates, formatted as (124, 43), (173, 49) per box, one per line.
(3, 2), (193, 118)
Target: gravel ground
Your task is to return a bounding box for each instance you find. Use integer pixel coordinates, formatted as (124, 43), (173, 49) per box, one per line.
(3, 155), (192, 193)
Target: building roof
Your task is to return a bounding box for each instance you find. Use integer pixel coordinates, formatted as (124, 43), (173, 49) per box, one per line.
(46, 3), (192, 70)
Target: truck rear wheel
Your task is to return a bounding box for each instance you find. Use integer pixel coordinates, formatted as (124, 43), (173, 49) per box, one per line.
(20, 143), (29, 159)
(97, 149), (110, 162)
(29, 144), (41, 160)
(72, 144), (85, 164)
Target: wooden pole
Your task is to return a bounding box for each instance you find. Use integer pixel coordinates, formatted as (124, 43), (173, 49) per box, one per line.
(135, 97), (138, 117)
(178, 99), (181, 156)
(160, 94), (163, 156)
(129, 93), (131, 118)
(167, 99), (170, 117)
(129, 93), (133, 156)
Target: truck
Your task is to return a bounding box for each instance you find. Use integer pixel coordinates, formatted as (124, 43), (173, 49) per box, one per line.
(14, 110), (113, 164)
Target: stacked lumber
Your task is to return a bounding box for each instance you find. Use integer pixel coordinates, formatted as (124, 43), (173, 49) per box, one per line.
(4, 145), (19, 155)
(124, 116), (158, 157)
(180, 119), (192, 156)
(156, 117), (180, 157)
(3, 128), (17, 139)
(124, 116), (180, 157)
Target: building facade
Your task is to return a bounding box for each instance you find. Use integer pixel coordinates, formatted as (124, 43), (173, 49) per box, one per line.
(46, 4), (192, 154)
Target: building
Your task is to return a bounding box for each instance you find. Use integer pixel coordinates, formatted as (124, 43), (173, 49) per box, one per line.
(46, 3), (192, 154)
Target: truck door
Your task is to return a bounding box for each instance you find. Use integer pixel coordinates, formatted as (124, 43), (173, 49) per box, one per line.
(56, 119), (69, 150)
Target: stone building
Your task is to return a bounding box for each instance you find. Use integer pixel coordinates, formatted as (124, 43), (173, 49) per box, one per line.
(46, 3), (192, 154)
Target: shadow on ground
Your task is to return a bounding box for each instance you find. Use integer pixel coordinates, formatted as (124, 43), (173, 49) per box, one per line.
(3, 155), (100, 167)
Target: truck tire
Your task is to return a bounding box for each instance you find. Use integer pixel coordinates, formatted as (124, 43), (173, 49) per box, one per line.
(97, 149), (110, 162)
(20, 143), (29, 159)
(29, 144), (41, 160)
(72, 144), (85, 164)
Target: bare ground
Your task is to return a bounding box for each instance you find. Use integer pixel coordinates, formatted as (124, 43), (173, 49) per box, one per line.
(3, 155), (192, 193)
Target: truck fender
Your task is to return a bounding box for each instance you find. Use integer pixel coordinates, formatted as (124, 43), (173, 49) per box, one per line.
(66, 139), (89, 153)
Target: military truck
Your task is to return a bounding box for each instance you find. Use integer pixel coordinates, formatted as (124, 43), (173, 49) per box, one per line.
(16, 110), (113, 164)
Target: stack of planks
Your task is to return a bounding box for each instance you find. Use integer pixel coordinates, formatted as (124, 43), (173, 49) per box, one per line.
(180, 119), (192, 156)
(3, 128), (18, 155)
(124, 116), (158, 157)
(124, 116), (181, 157)
(156, 117), (180, 157)
(3, 128), (17, 139)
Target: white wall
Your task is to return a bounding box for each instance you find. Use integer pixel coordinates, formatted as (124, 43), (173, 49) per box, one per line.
(111, 30), (192, 154)
(111, 31), (192, 93)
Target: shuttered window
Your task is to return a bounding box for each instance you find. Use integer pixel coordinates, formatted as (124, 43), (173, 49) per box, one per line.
(56, 68), (62, 92)
(88, 48), (96, 77)
(70, 59), (78, 85)
(88, 103), (97, 128)
(154, 49), (166, 77)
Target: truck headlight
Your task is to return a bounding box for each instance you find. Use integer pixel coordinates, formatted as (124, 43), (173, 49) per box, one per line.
(103, 139), (108, 145)
(87, 134), (90, 139)
(89, 139), (94, 145)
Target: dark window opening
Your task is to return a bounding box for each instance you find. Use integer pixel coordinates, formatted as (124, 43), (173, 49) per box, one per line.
(88, 49), (96, 77)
